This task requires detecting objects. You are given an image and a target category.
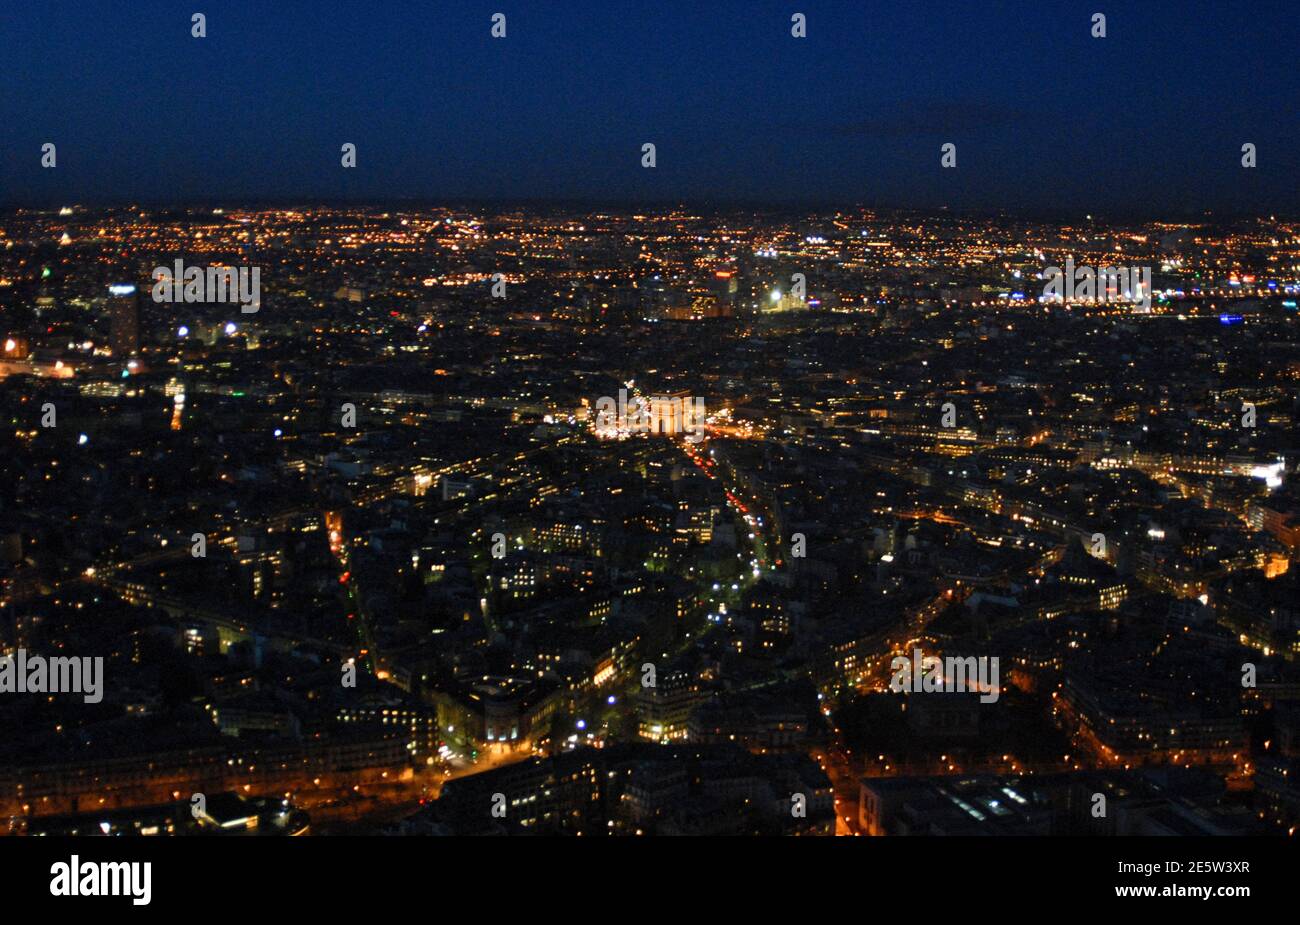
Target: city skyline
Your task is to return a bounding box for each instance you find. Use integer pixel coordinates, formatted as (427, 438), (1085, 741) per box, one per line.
(2, 4), (1298, 904)
(3, 202), (1299, 843)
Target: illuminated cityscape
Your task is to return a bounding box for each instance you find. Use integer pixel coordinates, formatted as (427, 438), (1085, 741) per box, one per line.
(1, 8), (1298, 909)
(2, 204), (1299, 840)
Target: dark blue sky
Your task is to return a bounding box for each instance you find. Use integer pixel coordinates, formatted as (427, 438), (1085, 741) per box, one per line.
(2, 0), (1296, 214)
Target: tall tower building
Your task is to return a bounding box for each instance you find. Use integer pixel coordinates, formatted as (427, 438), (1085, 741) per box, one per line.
(107, 284), (140, 356)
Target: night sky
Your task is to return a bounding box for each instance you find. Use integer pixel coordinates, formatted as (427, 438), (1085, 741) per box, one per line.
(1, 0), (1296, 214)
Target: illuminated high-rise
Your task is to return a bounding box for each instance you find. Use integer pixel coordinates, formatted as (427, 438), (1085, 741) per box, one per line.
(107, 283), (140, 356)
